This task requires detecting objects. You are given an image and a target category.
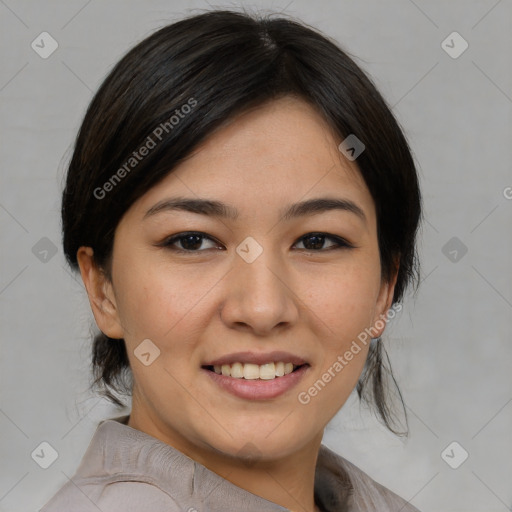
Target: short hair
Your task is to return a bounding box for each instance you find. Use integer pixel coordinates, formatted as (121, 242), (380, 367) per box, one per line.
(61, 9), (422, 435)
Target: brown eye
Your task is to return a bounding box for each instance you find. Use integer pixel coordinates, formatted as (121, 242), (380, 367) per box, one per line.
(159, 232), (222, 253)
(158, 231), (353, 254)
(294, 233), (352, 252)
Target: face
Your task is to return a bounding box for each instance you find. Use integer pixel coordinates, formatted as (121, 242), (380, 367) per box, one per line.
(79, 96), (396, 464)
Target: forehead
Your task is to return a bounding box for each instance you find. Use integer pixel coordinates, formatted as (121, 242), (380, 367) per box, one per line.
(128, 96), (375, 225)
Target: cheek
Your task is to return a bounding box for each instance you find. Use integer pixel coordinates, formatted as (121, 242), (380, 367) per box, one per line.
(296, 268), (376, 417)
(113, 256), (217, 347)
(301, 261), (381, 339)
(298, 260), (380, 406)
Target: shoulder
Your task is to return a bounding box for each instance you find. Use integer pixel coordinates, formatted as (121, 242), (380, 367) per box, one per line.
(40, 477), (182, 512)
(317, 444), (421, 512)
(341, 456), (421, 512)
(40, 415), (183, 511)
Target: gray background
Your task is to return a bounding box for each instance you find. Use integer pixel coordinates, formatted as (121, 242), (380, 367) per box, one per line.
(1, 1), (511, 511)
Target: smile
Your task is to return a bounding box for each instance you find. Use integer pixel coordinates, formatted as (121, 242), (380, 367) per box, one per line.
(203, 362), (307, 380)
(201, 363), (310, 400)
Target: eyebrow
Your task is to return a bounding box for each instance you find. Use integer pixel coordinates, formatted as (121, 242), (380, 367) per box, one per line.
(143, 196), (367, 224)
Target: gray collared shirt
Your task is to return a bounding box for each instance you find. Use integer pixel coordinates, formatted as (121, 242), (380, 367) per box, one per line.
(40, 415), (420, 511)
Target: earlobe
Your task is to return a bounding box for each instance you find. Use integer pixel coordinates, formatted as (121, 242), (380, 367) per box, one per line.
(76, 246), (124, 339)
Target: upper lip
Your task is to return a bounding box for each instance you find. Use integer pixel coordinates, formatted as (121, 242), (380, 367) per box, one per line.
(202, 351), (308, 367)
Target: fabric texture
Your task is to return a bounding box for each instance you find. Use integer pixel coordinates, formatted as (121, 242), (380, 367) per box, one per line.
(40, 414), (420, 512)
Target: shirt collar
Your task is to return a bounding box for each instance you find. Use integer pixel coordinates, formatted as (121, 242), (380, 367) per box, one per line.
(76, 414), (354, 511)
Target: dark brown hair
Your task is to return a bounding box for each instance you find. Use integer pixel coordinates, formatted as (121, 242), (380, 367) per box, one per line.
(61, 9), (422, 435)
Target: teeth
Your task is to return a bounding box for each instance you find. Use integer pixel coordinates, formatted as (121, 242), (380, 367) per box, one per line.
(243, 363), (260, 380)
(259, 362), (275, 380)
(210, 361), (301, 380)
(231, 362), (243, 378)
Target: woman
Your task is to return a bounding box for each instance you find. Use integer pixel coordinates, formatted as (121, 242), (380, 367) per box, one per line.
(42, 9), (422, 512)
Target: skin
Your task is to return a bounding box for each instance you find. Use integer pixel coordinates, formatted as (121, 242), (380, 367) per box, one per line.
(77, 96), (398, 512)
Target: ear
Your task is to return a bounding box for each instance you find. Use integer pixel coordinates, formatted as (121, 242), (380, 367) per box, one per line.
(76, 246), (124, 339)
(370, 258), (400, 338)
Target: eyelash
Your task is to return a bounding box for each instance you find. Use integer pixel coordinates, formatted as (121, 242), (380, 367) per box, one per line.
(157, 231), (354, 254)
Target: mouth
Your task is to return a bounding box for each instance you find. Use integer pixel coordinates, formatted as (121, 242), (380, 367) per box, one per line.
(201, 361), (311, 400)
(202, 362), (310, 380)
(200, 351), (311, 399)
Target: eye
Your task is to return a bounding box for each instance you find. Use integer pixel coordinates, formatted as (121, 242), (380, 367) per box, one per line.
(158, 232), (222, 253)
(158, 231), (353, 254)
(293, 232), (353, 252)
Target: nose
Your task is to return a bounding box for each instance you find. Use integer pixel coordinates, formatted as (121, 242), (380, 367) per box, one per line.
(219, 247), (300, 336)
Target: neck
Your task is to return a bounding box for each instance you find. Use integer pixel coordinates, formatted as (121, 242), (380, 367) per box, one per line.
(213, 439), (323, 512)
(128, 408), (324, 512)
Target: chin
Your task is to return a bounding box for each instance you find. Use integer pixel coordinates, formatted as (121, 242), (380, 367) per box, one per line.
(205, 426), (308, 462)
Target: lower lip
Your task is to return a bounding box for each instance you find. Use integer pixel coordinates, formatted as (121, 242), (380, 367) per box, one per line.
(202, 365), (310, 400)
